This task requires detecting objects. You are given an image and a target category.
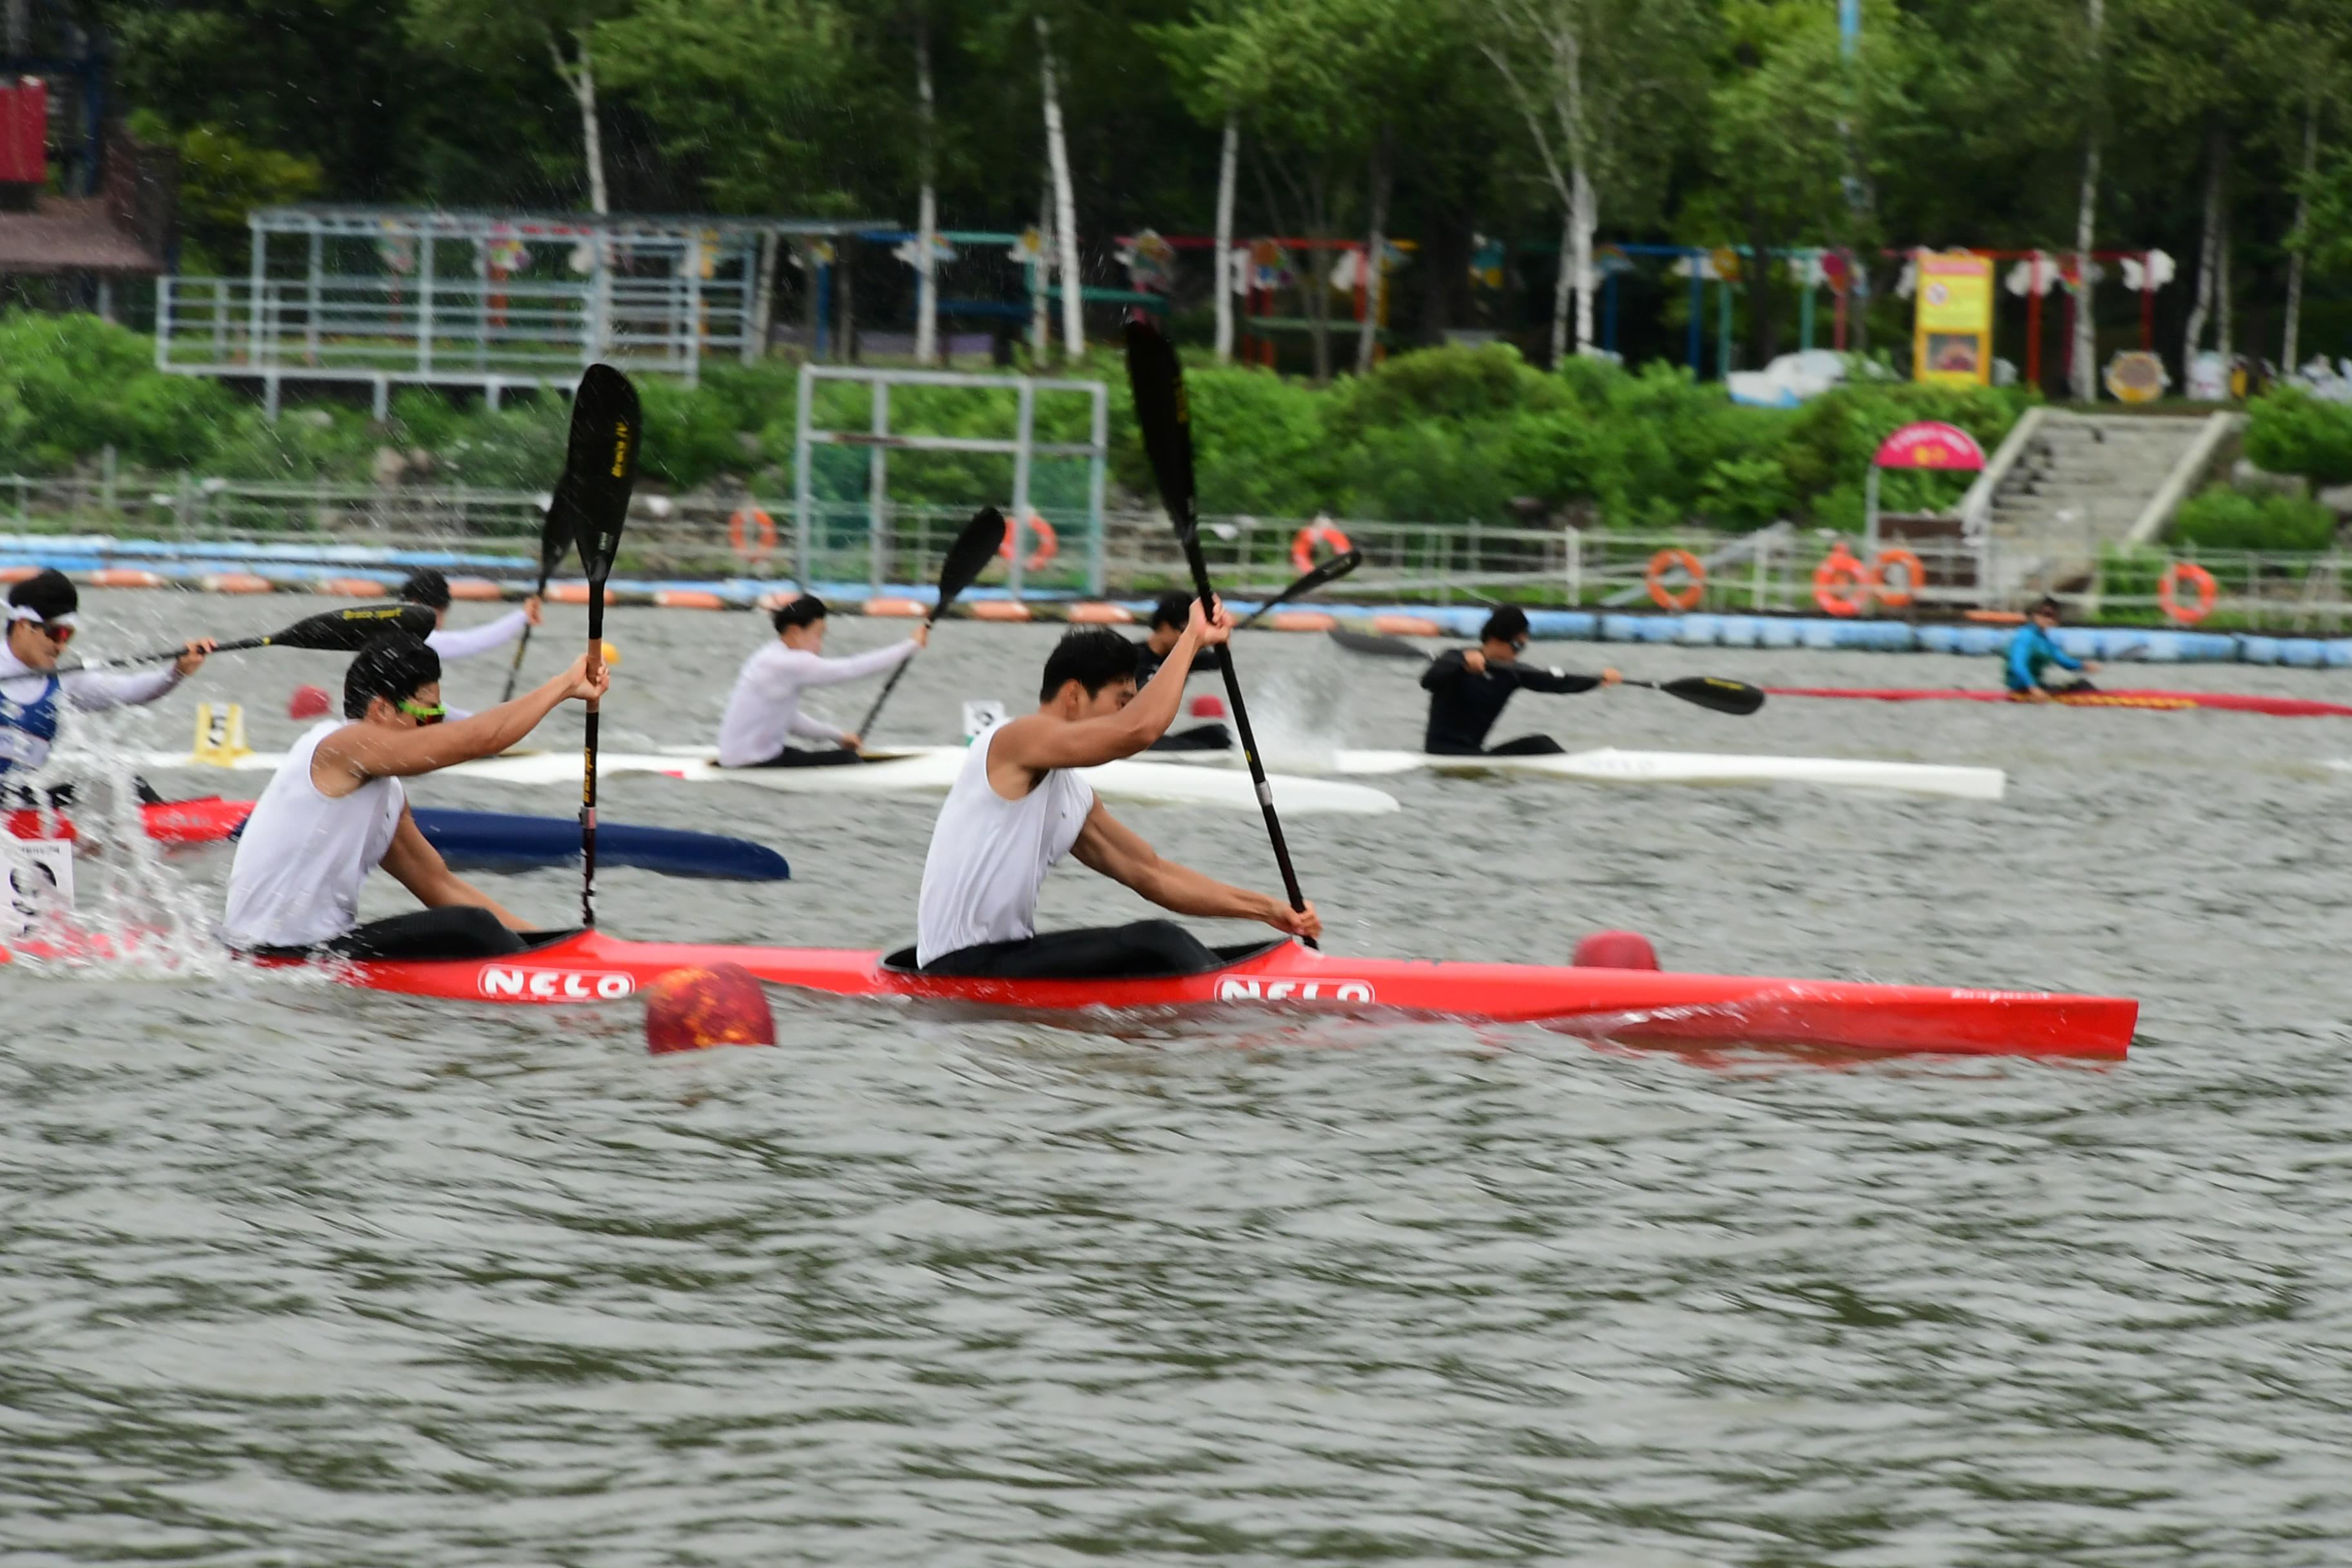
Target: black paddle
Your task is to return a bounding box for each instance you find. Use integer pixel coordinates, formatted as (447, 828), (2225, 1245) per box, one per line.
(562, 364), (642, 928)
(1236, 547), (1362, 630)
(101, 603), (438, 665)
(1123, 313), (1316, 948)
(1326, 628), (1767, 716)
(500, 487), (573, 703)
(852, 506), (1009, 745)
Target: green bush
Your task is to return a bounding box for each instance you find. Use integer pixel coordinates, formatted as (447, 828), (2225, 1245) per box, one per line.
(2173, 487), (2338, 551)
(2244, 387), (2352, 487)
(0, 312), (238, 471)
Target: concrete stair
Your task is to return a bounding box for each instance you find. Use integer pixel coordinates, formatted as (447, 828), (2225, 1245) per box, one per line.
(1973, 411), (2235, 599)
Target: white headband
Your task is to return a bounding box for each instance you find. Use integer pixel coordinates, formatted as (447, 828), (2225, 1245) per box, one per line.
(6, 605), (77, 627)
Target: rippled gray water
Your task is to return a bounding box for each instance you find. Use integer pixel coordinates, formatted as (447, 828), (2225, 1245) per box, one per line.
(7, 589), (2352, 1564)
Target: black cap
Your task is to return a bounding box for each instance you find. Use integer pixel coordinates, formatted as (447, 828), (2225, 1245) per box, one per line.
(344, 632), (442, 718)
(1151, 593), (1193, 631)
(6, 568), (78, 624)
(398, 567), (452, 611)
(1480, 605), (1531, 644)
(2033, 595), (2062, 617)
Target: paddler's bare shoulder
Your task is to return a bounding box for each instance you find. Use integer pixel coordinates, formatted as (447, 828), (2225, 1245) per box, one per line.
(982, 713), (1055, 801)
(308, 721), (379, 798)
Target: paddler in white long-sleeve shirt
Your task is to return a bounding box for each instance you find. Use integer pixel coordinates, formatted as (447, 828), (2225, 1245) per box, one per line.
(2, 569), (213, 800)
(399, 567), (542, 660)
(716, 594), (926, 767)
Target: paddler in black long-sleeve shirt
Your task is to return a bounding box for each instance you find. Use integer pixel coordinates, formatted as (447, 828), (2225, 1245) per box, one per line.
(1135, 593), (1232, 751)
(1422, 605), (1619, 756)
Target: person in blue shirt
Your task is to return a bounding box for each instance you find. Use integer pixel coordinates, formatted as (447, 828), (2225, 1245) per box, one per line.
(2005, 596), (2099, 698)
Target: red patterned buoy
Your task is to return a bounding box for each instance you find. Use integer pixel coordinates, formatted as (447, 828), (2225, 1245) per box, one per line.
(644, 963), (776, 1054)
(1571, 930), (1660, 970)
(288, 684), (332, 720)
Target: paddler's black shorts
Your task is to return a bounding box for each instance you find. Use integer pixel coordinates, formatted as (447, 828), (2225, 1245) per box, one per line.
(245, 906), (529, 963)
(745, 745), (868, 768)
(1148, 722), (1233, 752)
(921, 919), (1220, 979)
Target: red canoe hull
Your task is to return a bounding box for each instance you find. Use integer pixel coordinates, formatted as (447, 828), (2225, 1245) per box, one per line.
(280, 930), (2137, 1059)
(4, 797), (251, 846)
(1767, 686), (2352, 718)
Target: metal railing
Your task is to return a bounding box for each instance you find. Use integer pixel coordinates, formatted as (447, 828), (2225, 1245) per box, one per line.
(155, 272), (752, 391)
(3, 469), (2350, 631)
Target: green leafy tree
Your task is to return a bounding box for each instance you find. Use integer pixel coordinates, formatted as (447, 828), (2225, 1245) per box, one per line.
(406, 0), (643, 214)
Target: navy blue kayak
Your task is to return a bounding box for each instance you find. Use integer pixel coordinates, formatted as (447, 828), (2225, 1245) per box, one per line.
(202, 801), (788, 881)
(411, 810), (789, 881)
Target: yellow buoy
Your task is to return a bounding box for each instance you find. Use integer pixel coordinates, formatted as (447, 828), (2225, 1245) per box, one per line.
(599, 640), (622, 668)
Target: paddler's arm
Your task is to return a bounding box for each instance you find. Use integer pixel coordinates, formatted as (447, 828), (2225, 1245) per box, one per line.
(317, 653), (607, 785)
(1420, 650), (1469, 692)
(995, 600), (1232, 773)
(378, 805), (525, 928)
(1070, 798), (1322, 939)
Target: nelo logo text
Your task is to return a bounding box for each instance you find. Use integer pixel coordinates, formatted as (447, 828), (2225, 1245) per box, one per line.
(480, 967), (636, 1001)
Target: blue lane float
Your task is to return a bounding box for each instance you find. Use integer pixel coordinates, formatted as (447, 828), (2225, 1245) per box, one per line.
(12, 532), (2352, 668)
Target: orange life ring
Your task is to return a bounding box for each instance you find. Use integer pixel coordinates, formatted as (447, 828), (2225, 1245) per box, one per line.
(1812, 548), (1870, 618)
(2158, 560), (2218, 625)
(1645, 547), (1706, 611)
(1289, 519), (1354, 575)
(728, 506), (776, 562)
(1872, 547), (1926, 609)
(999, 513), (1058, 573)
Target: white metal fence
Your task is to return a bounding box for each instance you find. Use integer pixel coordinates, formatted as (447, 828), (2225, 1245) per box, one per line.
(3, 469), (2347, 630)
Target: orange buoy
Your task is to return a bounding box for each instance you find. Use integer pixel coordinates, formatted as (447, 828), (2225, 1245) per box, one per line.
(1066, 601), (1135, 624)
(1268, 609), (1337, 632)
(1645, 548), (1707, 611)
(1811, 548), (1869, 618)
(549, 582), (615, 605)
(92, 569), (164, 589)
(728, 507), (778, 563)
(1371, 614), (1443, 637)
(2158, 561), (2218, 625)
(1289, 518), (1353, 574)
(644, 963), (776, 1054)
(203, 573), (273, 594)
(862, 596), (927, 618)
(1871, 547), (1926, 609)
(998, 514), (1058, 573)
(654, 589), (725, 610)
(970, 599), (1034, 622)
(320, 576), (387, 598)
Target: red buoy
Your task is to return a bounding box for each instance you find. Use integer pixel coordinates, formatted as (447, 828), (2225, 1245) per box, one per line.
(1571, 930), (1660, 970)
(644, 962), (776, 1054)
(288, 684), (331, 720)
(1189, 694), (1227, 720)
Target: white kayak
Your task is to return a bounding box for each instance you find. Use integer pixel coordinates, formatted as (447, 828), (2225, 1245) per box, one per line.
(1324, 747), (2004, 801)
(136, 745), (1401, 816)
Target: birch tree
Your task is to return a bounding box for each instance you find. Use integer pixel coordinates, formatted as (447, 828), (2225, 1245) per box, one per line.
(1036, 15), (1086, 360)
(407, 0), (639, 215)
(914, 0), (941, 363)
(2069, 0), (2104, 402)
(1478, 0), (1708, 366)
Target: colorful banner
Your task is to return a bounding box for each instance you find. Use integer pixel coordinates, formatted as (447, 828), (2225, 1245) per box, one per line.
(1873, 420), (1987, 471)
(1912, 251), (1993, 387)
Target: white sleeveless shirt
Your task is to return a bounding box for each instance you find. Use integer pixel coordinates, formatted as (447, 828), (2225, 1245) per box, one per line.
(915, 721), (1095, 965)
(221, 721), (406, 948)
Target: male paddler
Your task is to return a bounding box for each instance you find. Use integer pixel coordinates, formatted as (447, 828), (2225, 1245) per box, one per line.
(2006, 596), (2098, 699)
(913, 603), (1319, 978)
(3, 569), (213, 799)
(716, 594), (926, 767)
(1134, 591), (1231, 751)
(219, 632), (607, 960)
(1421, 605), (1619, 756)
(399, 567), (544, 662)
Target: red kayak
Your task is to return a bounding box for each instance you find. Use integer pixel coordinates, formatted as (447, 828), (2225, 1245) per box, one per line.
(1767, 686), (2352, 718)
(5, 797), (251, 846)
(223, 928), (2136, 1059)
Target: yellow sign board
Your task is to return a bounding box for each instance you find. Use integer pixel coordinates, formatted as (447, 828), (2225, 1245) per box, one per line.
(1912, 251), (1993, 387)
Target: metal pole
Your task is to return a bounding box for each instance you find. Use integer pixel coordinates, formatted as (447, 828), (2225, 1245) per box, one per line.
(418, 231), (435, 375)
(306, 226), (322, 366)
(684, 233), (703, 386)
(794, 362), (817, 588)
(247, 217), (265, 369)
(1686, 256), (1702, 372)
(1565, 524), (1581, 605)
(1086, 382), (1108, 595)
(1010, 378), (1035, 599)
(868, 380), (889, 592)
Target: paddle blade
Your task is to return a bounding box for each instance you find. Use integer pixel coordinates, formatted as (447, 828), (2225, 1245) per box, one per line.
(1657, 675), (1767, 716)
(265, 603), (438, 652)
(1328, 627), (1432, 662)
(567, 364), (641, 582)
(1122, 315), (1197, 533)
(938, 507), (1008, 609)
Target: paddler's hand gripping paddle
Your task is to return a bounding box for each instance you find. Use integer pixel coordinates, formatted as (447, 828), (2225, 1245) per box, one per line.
(560, 364), (641, 929)
(1124, 313), (1317, 948)
(851, 505), (1009, 746)
(1326, 629), (1767, 716)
